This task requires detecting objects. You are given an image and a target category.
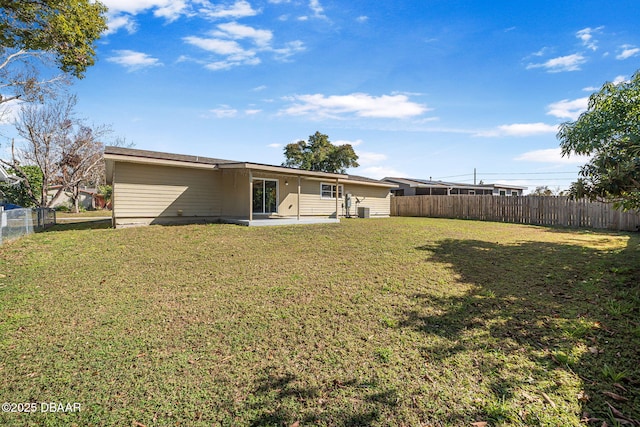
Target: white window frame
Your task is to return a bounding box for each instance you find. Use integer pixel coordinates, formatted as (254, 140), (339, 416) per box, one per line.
(320, 183), (344, 199)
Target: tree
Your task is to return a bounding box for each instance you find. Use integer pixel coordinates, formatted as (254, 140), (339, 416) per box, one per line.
(0, 0), (108, 107)
(530, 186), (567, 196)
(0, 165), (42, 207)
(7, 94), (110, 211)
(531, 186), (554, 196)
(558, 70), (640, 210)
(283, 131), (359, 174)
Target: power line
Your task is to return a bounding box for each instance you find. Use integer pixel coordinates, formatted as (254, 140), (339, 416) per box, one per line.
(479, 171), (577, 176)
(433, 173), (474, 179)
(433, 171), (577, 180)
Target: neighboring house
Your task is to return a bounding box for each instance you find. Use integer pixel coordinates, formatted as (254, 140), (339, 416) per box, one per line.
(47, 186), (99, 210)
(382, 177), (527, 197)
(104, 146), (395, 228)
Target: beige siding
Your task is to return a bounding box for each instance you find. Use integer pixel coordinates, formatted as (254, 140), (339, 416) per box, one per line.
(344, 183), (391, 217)
(298, 180), (391, 217)
(114, 162), (221, 225)
(298, 180), (339, 216)
(220, 169), (250, 217)
(111, 161), (390, 226)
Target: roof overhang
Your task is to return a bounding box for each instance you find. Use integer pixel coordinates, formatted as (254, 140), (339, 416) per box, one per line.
(217, 162), (348, 179)
(104, 152), (218, 185)
(104, 147), (393, 188)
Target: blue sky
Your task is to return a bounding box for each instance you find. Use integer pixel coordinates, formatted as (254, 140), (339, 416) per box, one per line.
(6, 1), (640, 190)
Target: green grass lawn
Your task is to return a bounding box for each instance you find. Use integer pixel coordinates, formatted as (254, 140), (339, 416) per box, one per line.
(1, 217), (638, 426)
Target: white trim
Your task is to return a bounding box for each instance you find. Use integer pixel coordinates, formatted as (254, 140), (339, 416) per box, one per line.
(320, 182), (344, 199)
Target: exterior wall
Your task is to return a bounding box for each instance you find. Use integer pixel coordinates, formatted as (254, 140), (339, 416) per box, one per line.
(492, 188), (523, 196)
(344, 183), (391, 217)
(47, 189), (95, 210)
(113, 162), (221, 227)
(298, 180), (391, 217)
(220, 169), (249, 217)
(395, 183), (417, 196)
(298, 179), (341, 216)
(111, 161), (391, 226)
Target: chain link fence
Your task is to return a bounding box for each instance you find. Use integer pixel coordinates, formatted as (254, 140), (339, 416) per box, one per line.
(0, 207), (56, 245)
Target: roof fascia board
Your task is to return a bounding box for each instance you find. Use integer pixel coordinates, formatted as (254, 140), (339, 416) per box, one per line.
(104, 153), (218, 170)
(218, 162), (347, 179)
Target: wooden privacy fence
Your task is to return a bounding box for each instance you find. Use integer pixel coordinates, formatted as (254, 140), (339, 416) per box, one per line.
(391, 195), (640, 231)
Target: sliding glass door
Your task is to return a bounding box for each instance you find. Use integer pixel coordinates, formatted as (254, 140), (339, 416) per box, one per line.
(252, 179), (278, 214)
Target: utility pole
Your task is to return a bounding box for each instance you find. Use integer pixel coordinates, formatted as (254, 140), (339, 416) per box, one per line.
(474, 168), (476, 185)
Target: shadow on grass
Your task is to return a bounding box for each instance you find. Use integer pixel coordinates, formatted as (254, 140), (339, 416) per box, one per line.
(245, 369), (398, 426)
(43, 219), (112, 232)
(403, 234), (640, 425)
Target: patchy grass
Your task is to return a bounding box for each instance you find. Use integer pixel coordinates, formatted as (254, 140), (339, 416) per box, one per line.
(54, 209), (112, 219)
(0, 217), (638, 426)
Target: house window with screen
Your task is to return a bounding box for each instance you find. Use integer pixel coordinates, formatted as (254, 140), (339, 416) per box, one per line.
(321, 183), (344, 199)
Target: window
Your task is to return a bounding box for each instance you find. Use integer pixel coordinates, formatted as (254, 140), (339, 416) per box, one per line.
(511, 191), (519, 196)
(499, 190), (506, 196)
(321, 183), (343, 199)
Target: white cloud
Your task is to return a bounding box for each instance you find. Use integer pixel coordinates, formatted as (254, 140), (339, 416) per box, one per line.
(106, 50), (162, 71)
(515, 148), (590, 164)
(526, 53), (586, 73)
(184, 36), (246, 55)
(576, 26), (603, 51)
(309, 0), (326, 18)
(0, 98), (23, 125)
(199, 0), (258, 20)
(154, 0), (189, 21)
(271, 40), (306, 61)
(183, 35), (259, 69)
(245, 109), (261, 115)
(209, 106), (238, 118)
(356, 16), (368, 23)
(102, 0), (177, 15)
(616, 44), (640, 60)
(281, 93), (430, 119)
(357, 151), (387, 166)
(267, 143), (281, 148)
(214, 22), (273, 47)
(355, 166), (405, 180)
(102, 0), (188, 33)
(546, 97), (589, 120)
(184, 22), (303, 70)
(475, 123), (558, 137)
(104, 14), (137, 35)
(613, 75), (629, 84)
(333, 139), (363, 147)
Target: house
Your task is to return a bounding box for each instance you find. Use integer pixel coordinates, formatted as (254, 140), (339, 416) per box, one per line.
(382, 177), (527, 196)
(104, 146), (395, 228)
(47, 186), (100, 210)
